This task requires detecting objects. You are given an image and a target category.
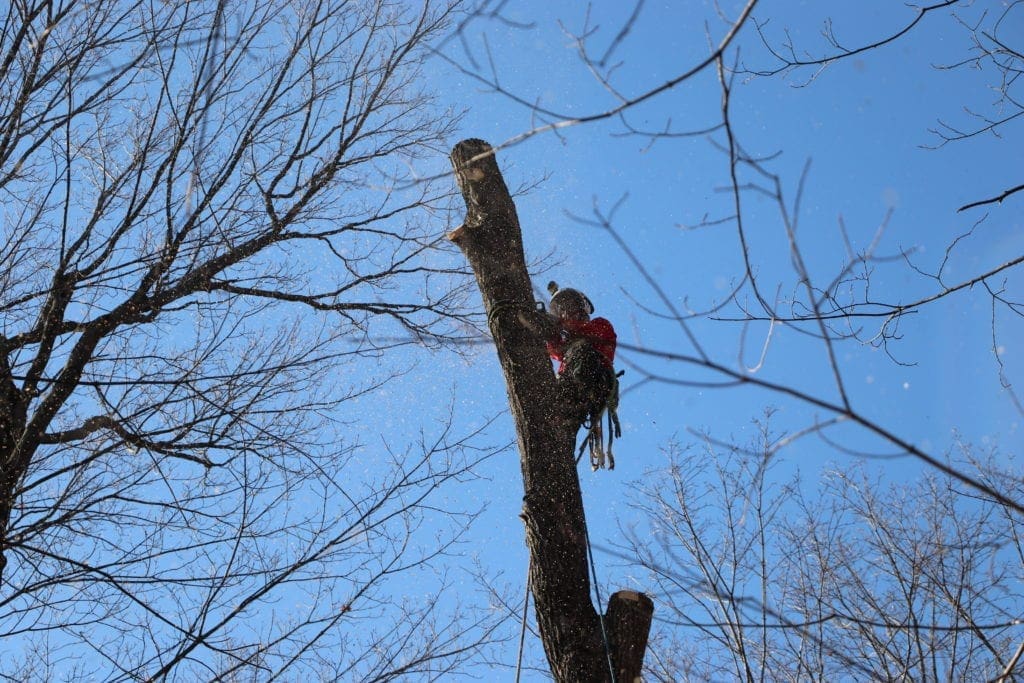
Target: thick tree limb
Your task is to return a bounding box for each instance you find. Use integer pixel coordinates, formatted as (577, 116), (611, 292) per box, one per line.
(449, 138), (652, 682)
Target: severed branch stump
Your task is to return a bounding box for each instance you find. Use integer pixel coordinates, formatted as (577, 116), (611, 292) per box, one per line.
(449, 139), (653, 682)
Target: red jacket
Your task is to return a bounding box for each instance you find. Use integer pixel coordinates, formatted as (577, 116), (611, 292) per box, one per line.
(546, 317), (617, 374)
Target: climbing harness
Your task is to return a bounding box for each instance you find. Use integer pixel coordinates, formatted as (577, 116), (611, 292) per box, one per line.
(576, 374), (623, 470)
(562, 339), (623, 470)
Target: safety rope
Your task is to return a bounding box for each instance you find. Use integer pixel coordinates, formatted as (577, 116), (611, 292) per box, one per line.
(515, 522), (618, 682)
(487, 299), (543, 328)
(583, 506), (618, 683)
(514, 558), (531, 683)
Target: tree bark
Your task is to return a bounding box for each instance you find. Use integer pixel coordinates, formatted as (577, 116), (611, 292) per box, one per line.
(607, 590), (655, 681)
(449, 139), (653, 682)
(0, 346), (27, 584)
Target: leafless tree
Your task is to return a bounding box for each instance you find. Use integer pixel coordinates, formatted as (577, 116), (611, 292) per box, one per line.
(0, 0), (504, 679)
(625, 425), (1023, 682)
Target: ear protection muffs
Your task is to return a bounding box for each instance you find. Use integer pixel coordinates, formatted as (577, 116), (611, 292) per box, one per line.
(547, 280), (594, 318)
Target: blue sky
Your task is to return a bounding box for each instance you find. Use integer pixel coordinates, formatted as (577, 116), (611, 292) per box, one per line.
(7, 0), (1013, 677)
(373, 0), (1024, 676)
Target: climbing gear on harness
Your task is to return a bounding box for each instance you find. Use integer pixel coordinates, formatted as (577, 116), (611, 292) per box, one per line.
(560, 338), (622, 470)
(574, 369), (623, 470)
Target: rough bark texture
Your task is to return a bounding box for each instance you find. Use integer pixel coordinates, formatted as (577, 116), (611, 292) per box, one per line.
(449, 139), (652, 682)
(607, 590), (655, 682)
(0, 347), (27, 583)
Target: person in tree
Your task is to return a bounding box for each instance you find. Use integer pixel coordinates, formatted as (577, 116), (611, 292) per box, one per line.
(527, 281), (621, 469)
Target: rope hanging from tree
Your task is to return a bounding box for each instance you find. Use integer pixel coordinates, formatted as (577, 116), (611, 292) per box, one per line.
(514, 510), (618, 683)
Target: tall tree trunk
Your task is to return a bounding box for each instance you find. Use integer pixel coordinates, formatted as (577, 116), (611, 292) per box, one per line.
(0, 347), (27, 584)
(449, 139), (653, 682)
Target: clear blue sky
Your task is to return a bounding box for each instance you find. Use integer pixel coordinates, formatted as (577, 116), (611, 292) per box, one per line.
(366, 0), (1024, 676)
(6, 1), (1021, 679)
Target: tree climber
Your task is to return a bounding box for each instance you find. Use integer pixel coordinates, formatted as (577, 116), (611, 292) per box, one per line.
(521, 281), (622, 470)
